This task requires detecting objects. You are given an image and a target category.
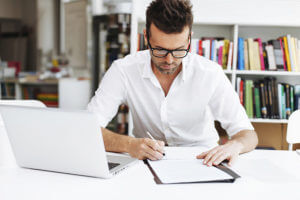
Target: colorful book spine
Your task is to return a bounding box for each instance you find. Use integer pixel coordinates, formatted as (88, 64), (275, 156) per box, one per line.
(255, 38), (265, 70)
(238, 37), (245, 70)
(283, 36), (292, 71)
(279, 38), (287, 71)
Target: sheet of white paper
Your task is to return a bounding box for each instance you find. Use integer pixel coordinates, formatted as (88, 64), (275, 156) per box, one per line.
(148, 159), (232, 184)
(162, 147), (207, 160)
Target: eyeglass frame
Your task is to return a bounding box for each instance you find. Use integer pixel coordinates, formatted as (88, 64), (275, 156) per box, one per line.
(146, 34), (191, 58)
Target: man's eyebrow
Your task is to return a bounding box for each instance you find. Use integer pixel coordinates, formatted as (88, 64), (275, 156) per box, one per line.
(154, 45), (186, 50)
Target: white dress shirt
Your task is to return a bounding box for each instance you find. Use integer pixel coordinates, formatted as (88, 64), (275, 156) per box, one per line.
(87, 50), (254, 148)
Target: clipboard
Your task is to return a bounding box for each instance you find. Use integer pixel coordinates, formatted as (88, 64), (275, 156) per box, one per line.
(144, 159), (241, 184)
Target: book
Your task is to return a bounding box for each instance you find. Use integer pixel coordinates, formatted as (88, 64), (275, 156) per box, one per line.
(290, 85), (294, 112)
(283, 36), (292, 71)
(238, 37), (245, 70)
(222, 40), (230, 69)
(277, 84), (283, 119)
(244, 41), (249, 70)
(290, 37), (299, 72)
(198, 40), (203, 56)
(259, 81), (268, 118)
(245, 80), (254, 118)
(265, 78), (273, 118)
(295, 85), (300, 110)
(281, 84), (287, 119)
(269, 40), (285, 71)
(218, 46), (223, 66)
(239, 78), (244, 105)
(202, 39), (211, 60)
(254, 38), (265, 70)
(191, 38), (199, 54)
(227, 42), (233, 70)
(287, 35), (295, 71)
(271, 77), (279, 119)
(254, 82), (261, 118)
(253, 41), (261, 70)
(262, 42), (269, 70)
(265, 45), (277, 70)
(285, 84), (291, 118)
(247, 38), (255, 70)
(279, 38), (287, 71)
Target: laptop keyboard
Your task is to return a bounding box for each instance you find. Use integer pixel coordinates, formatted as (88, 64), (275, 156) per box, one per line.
(108, 162), (120, 170)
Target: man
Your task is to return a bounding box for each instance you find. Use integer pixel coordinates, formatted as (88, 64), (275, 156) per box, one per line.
(87, 0), (258, 166)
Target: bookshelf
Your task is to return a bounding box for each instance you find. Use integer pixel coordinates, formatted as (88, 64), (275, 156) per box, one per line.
(0, 79), (58, 107)
(129, 0), (300, 149)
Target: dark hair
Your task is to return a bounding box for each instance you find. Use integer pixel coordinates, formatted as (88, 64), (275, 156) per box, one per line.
(146, 0), (193, 38)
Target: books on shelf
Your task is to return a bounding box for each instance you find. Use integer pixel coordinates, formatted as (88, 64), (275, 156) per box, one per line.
(237, 35), (300, 72)
(190, 37), (233, 70)
(36, 93), (58, 108)
(0, 82), (15, 99)
(236, 76), (298, 120)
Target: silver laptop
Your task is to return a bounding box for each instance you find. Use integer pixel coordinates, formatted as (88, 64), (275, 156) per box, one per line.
(0, 105), (137, 178)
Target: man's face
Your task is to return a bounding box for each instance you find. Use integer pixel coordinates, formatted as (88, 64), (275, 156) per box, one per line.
(146, 24), (190, 75)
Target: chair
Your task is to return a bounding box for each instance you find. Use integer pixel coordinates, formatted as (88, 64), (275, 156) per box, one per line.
(0, 100), (46, 167)
(58, 78), (91, 109)
(286, 110), (300, 151)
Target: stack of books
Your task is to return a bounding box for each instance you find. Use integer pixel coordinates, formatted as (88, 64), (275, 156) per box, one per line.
(237, 35), (300, 72)
(36, 93), (58, 108)
(190, 37), (233, 70)
(236, 77), (300, 119)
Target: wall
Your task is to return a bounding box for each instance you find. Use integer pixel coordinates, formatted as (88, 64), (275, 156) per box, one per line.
(37, 0), (56, 59)
(0, 0), (22, 19)
(0, 0), (37, 71)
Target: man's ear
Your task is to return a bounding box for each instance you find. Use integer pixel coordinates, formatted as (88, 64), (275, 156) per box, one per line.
(143, 29), (148, 45)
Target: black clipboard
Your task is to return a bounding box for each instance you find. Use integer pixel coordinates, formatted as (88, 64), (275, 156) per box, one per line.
(144, 160), (241, 184)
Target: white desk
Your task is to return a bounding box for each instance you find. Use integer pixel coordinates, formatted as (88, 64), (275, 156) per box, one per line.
(1, 150), (300, 200)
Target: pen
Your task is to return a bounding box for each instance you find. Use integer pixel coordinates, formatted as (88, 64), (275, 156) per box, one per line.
(146, 131), (165, 156)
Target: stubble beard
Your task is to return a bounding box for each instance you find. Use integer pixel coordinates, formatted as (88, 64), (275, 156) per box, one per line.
(153, 61), (181, 75)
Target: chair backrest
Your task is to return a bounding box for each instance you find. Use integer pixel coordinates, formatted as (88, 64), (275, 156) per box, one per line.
(58, 78), (91, 109)
(286, 109), (300, 151)
(0, 100), (46, 167)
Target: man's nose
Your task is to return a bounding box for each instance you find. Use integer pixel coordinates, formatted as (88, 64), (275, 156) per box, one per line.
(165, 52), (174, 64)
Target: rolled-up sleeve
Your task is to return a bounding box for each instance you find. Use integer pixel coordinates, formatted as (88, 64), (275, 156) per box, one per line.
(208, 68), (254, 137)
(87, 62), (126, 127)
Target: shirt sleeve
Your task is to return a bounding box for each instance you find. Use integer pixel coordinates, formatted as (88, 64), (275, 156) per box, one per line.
(87, 62), (126, 127)
(208, 67), (254, 137)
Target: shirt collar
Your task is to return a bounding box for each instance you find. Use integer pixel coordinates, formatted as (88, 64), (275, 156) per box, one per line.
(142, 50), (189, 82)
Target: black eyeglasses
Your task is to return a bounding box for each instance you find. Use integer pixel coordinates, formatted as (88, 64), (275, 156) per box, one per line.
(147, 36), (191, 58)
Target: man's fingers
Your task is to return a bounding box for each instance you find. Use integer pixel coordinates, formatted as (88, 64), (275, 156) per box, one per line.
(145, 138), (165, 154)
(203, 148), (220, 165)
(207, 150), (224, 166)
(228, 154), (238, 166)
(212, 152), (229, 166)
(142, 143), (163, 160)
(196, 151), (207, 159)
(143, 151), (158, 161)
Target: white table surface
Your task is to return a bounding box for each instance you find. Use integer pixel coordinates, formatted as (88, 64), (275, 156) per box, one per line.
(1, 149), (300, 200)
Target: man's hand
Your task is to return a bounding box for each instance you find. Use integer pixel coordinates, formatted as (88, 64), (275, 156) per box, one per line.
(128, 138), (165, 160)
(196, 140), (243, 167)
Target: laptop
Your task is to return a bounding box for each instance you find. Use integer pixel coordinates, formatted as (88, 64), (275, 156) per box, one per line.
(0, 105), (137, 178)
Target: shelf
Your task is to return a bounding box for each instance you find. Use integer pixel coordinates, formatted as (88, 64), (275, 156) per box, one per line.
(235, 70), (300, 76)
(250, 118), (288, 124)
(223, 70), (233, 74)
